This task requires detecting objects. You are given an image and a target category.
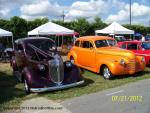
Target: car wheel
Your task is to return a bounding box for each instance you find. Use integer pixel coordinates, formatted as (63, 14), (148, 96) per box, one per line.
(24, 79), (30, 93)
(70, 57), (75, 64)
(102, 66), (112, 80)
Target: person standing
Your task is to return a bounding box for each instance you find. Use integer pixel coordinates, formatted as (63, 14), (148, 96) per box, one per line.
(141, 35), (145, 41)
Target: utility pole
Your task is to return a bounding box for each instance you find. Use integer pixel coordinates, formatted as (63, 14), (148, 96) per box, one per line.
(61, 11), (65, 22)
(129, 0), (131, 25)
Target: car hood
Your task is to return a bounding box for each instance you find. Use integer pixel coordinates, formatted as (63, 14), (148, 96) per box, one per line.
(96, 47), (135, 59)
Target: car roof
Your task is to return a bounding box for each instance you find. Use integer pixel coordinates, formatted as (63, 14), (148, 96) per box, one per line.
(15, 37), (52, 44)
(76, 36), (114, 41)
(121, 40), (150, 44)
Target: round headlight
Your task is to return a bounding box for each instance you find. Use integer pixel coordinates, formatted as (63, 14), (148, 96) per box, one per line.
(38, 64), (45, 71)
(120, 59), (125, 65)
(141, 57), (145, 62)
(66, 61), (72, 67)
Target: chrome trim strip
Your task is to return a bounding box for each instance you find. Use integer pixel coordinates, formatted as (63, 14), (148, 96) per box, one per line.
(30, 80), (84, 93)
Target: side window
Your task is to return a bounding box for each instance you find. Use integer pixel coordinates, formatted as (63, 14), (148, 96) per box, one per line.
(82, 41), (93, 48)
(75, 41), (80, 47)
(127, 43), (138, 50)
(121, 44), (126, 49)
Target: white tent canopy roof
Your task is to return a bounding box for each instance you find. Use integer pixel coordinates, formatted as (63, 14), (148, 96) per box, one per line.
(0, 28), (12, 37)
(28, 21), (74, 35)
(95, 22), (134, 35)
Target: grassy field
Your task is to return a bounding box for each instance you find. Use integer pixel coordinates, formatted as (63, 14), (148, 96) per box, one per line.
(1, 63), (150, 112)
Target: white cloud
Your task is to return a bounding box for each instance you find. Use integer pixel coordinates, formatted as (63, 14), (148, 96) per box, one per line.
(0, 0), (39, 19)
(65, 0), (107, 20)
(106, 2), (150, 24)
(20, 0), (67, 20)
(0, 8), (10, 18)
(0, 0), (150, 25)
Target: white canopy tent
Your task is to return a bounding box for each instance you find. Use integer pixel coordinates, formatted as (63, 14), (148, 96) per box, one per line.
(28, 21), (74, 35)
(95, 22), (134, 35)
(0, 28), (14, 48)
(28, 22), (75, 46)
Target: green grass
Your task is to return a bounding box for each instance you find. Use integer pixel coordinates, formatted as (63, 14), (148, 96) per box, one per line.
(1, 63), (150, 112)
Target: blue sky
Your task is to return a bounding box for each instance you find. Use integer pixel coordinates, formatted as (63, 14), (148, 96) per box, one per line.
(0, 0), (150, 25)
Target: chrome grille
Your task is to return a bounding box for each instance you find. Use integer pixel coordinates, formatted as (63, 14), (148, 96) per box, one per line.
(48, 54), (64, 84)
(127, 59), (136, 72)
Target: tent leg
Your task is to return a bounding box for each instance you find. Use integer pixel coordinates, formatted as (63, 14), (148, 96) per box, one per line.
(62, 35), (63, 45)
(12, 35), (14, 49)
(58, 36), (59, 47)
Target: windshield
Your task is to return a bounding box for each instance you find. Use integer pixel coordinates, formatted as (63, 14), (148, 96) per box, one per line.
(142, 42), (150, 50)
(95, 39), (116, 48)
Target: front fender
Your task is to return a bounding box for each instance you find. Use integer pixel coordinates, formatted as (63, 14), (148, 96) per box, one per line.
(97, 59), (124, 75)
(64, 65), (83, 84)
(22, 67), (55, 88)
(10, 56), (18, 71)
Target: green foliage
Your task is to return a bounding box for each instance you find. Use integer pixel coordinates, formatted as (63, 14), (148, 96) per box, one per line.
(0, 16), (150, 40)
(9, 16), (27, 40)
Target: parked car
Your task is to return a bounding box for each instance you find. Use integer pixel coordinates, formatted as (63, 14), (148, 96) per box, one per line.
(114, 35), (127, 42)
(68, 36), (145, 79)
(118, 40), (150, 65)
(10, 37), (84, 93)
(145, 34), (150, 41)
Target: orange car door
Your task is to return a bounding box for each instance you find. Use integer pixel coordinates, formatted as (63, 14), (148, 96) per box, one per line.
(78, 41), (95, 68)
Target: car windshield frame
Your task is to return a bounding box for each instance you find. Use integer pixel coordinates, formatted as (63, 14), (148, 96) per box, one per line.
(95, 39), (116, 48)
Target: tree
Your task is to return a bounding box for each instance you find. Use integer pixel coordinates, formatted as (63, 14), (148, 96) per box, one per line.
(70, 18), (90, 36)
(9, 16), (27, 40)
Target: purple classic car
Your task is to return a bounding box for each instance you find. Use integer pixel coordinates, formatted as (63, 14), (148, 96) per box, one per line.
(10, 37), (84, 93)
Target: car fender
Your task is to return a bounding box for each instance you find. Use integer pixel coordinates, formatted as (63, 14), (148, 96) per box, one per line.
(10, 56), (18, 71)
(22, 67), (35, 85)
(96, 59), (117, 74)
(64, 65), (83, 83)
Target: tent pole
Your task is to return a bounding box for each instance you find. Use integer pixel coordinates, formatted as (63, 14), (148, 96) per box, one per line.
(6, 36), (9, 48)
(12, 35), (14, 49)
(58, 36), (59, 47)
(62, 35), (63, 46)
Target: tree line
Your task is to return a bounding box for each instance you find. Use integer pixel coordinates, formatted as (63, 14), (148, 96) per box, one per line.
(0, 16), (150, 40)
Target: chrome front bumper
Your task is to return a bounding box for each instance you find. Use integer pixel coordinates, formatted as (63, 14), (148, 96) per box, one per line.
(30, 80), (84, 93)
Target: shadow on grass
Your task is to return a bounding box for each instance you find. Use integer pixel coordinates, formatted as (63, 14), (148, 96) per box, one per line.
(0, 71), (26, 105)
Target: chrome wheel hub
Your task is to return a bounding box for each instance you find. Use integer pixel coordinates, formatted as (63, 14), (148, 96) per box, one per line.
(103, 67), (111, 79)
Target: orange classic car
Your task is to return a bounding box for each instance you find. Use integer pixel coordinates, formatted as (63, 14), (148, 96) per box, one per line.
(68, 36), (145, 79)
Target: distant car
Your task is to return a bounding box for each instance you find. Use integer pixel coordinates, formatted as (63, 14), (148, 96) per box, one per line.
(10, 37), (84, 93)
(118, 40), (150, 65)
(114, 35), (127, 42)
(145, 34), (150, 41)
(68, 36), (145, 79)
